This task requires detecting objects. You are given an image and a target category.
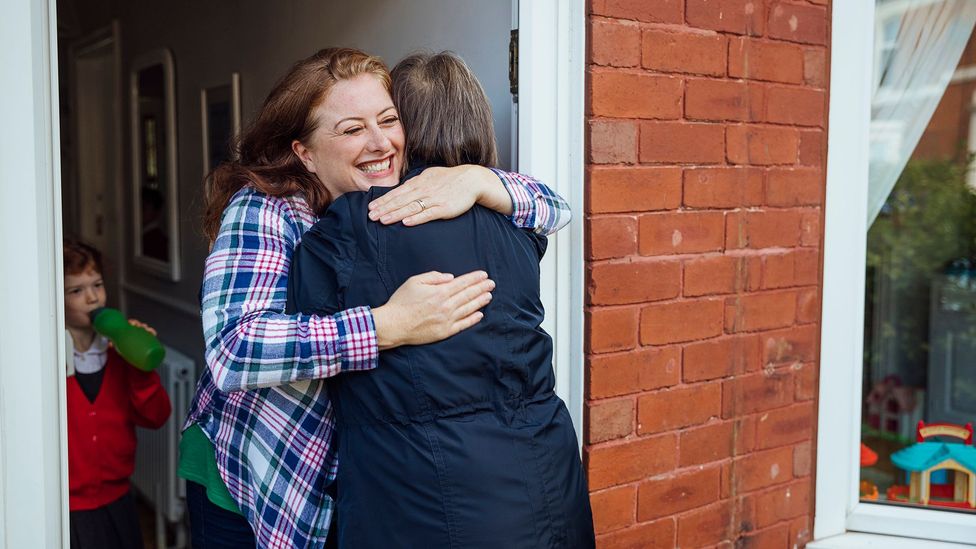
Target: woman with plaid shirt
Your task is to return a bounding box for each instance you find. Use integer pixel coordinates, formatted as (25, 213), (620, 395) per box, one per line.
(181, 48), (572, 549)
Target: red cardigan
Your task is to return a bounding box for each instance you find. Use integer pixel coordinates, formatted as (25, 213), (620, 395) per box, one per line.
(67, 348), (171, 510)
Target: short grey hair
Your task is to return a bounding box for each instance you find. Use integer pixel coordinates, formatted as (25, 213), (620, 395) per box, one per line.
(391, 51), (499, 169)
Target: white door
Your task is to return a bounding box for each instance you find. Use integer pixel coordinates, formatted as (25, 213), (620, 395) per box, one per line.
(69, 24), (124, 306)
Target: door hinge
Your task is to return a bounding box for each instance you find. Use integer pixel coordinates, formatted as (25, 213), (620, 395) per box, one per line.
(509, 29), (519, 100)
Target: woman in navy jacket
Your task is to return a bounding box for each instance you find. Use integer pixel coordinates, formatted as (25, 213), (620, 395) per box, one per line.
(287, 52), (594, 548)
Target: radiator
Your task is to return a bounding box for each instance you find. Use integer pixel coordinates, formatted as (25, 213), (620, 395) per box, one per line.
(132, 345), (194, 529)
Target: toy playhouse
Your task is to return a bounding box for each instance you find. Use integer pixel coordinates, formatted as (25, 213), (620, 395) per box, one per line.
(887, 421), (976, 509)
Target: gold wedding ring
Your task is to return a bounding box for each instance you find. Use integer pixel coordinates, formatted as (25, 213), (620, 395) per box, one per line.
(416, 198), (427, 212)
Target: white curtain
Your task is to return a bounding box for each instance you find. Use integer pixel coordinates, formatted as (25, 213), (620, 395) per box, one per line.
(868, 0), (976, 225)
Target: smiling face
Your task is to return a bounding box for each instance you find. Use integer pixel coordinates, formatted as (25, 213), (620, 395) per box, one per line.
(64, 266), (106, 331)
(293, 73), (405, 198)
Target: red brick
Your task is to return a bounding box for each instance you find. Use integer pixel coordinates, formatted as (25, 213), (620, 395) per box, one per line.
(733, 446), (794, 493)
(587, 307), (639, 353)
(762, 324), (817, 365)
(685, 255), (762, 297)
(684, 335), (761, 382)
(637, 383), (721, 435)
(804, 47), (827, 88)
(680, 421), (735, 466)
(756, 403), (814, 449)
(677, 503), (732, 548)
(590, 18), (641, 67)
(684, 167), (765, 208)
(727, 125), (799, 166)
(791, 515), (813, 548)
(589, 119), (638, 164)
(588, 216), (638, 260)
(722, 370), (794, 417)
(762, 249), (819, 289)
(588, 347), (681, 399)
(638, 212), (725, 256)
(729, 38), (805, 84)
(595, 518), (676, 549)
(590, 484), (636, 535)
(588, 260), (681, 305)
(768, 2), (828, 45)
(735, 523), (790, 549)
(589, 70), (683, 119)
(591, 0), (683, 24)
(798, 129), (824, 166)
(588, 398), (635, 444)
(794, 361), (817, 401)
(766, 86), (826, 127)
(686, 79), (764, 123)
(640, 121), (726, 164)
(637, 467), (722, 520)
(686, 0), (764, 35)
(726, 210), (803, 249)
(800, 209), (821, 246)
(766, 168), (823, 207)
(640, 299), (725, 344)
(725, 291), (797, 333)
(642, 29), (727, 77)
(588, 166), (683, 213)
(736, 416), (759, 456)
(586, 434), (678, 490)
(796, 288), (820, 324)
(793, 441), (812, 477)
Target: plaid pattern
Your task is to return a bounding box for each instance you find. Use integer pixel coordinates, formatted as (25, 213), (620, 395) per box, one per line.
(185, 170), (570, 548)
(492, 168), (573, 235)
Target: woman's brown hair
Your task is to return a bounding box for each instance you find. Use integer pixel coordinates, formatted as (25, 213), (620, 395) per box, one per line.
(391, 51), (498, 169)
(203, 47), (392, 242)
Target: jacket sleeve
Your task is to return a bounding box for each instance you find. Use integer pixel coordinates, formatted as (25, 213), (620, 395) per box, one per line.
(202, 190), (378, 393)
(127, 369), (172, 430)
(489, 169), (572, 236)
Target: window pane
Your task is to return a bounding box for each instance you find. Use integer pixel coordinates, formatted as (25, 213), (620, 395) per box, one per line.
(861, 10), (976, 513)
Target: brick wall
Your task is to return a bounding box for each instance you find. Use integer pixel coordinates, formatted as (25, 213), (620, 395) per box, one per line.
(583, 1), (829, 547)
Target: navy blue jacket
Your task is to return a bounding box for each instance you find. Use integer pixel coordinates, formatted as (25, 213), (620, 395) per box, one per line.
(287, 171), (594, 548)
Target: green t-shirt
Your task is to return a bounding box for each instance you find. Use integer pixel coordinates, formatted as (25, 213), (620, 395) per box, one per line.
(178, 423), (242, 515)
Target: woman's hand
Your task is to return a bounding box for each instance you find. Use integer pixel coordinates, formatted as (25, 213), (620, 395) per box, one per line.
(371, 270), (494, 349)
(367, 165), (514, 226)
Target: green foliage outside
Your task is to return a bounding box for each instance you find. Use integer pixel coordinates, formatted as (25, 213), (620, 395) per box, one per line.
(864, 157), (976, 400)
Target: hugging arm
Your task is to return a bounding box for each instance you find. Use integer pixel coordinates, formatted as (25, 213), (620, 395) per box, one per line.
(201, 191), (380, 393)
(368, 165), (572, 235)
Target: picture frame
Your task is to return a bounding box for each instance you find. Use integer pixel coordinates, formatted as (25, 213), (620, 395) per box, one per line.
(130, 48), (180, 281)
(201, 72), (242, 178)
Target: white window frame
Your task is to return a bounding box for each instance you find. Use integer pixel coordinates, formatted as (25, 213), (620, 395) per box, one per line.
(813, 1), (976, 546)
(0, 1), (585, 545)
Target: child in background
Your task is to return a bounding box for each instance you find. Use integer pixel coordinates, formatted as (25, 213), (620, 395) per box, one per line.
(63, 239), (172, 549)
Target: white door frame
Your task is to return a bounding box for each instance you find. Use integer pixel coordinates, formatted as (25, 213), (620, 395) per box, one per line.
(0, 0), (68, 547)
(518, 0), (586, 444)
(0, 1), (585, 545)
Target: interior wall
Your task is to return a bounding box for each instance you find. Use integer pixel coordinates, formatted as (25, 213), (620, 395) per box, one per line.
(61, 0), (514, 366)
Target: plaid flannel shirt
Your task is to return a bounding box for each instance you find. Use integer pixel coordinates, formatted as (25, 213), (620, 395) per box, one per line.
(185, 169), (571, 548)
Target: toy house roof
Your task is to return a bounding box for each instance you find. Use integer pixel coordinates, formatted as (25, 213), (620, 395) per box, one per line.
(891, 441), (976, 473)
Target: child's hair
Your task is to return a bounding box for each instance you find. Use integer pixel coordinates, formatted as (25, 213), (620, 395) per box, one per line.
(63, 239), (103, 276)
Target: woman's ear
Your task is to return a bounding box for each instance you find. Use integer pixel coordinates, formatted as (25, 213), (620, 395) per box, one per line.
(292, 139), (316, 174)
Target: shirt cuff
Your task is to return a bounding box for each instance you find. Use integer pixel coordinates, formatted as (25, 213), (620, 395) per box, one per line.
(490, 168), (536, 229)
(334, 306), (379, 372)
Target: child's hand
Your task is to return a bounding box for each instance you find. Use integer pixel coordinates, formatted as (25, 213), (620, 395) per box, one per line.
(128, 319), (157, 336)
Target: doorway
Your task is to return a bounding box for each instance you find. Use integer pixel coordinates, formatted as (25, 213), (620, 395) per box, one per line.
(1, 1), (584, 546)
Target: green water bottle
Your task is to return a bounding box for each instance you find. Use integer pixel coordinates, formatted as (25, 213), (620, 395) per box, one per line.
(89, 307), (165, 371)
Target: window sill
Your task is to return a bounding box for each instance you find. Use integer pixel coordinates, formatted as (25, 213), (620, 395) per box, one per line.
(809, 532), (975, 548)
